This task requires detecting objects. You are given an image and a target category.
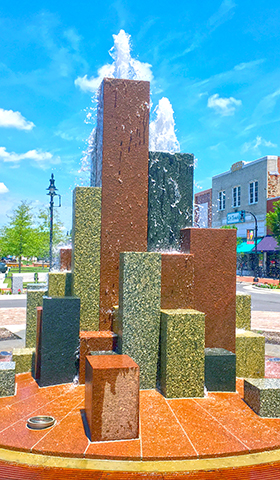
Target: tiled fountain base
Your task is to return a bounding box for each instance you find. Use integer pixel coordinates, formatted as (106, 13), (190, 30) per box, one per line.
(1, 374), (280, 461)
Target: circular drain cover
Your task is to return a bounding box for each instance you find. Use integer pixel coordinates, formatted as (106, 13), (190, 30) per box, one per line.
(27, 416), (55, 430)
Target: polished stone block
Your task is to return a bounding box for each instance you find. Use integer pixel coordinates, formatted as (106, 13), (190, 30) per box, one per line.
(0, 362), (15, 397)
(117, 252), (161, 389)
(205, 348), (236, 392)
(148, 152), (194, 251)
(72, 186), (101, 330)
(60, 248), (72, 271)
(85, 354), (139, 442)
(38, 297), (80, 387)
(244, 378), (280, 417)
(79, 330), (117, 384)
(161, 253), (194, 309)
(25, 287), (47, 348)
(12, 348), (35, 374)
(160, 309), (205, 398)
(34, 306), (43, 380)
(236, 330), (265, 378)
(236, 295), (251, 330)
(48, 272), (72, 297)
(97, 79), (150, 330)
(11, 274), (23, 294)
(181, 228), (236, 353)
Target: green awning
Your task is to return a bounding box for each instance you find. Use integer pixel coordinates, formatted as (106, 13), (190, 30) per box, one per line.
(237, 238), (262, 254)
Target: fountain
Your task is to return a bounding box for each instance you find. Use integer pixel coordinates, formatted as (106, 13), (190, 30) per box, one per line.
(0, 31), (276, 479)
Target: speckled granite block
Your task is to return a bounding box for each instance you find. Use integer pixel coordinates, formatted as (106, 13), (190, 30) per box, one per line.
(117, 252), (161, 389)
(12, 348), (35, 374)
(236, 331), (265, 378)
(148, 152), (194, 251)
(60, 248), (72, 271)
(160, 309), (205, 398)
(26, 287), (47, 348)
(48, 272), (72, 297)
(79, 331), (117, 384)
(244, 378), (280, 417)
(38, 297), (80, 387)
(0, 362), (15, 397)
(11, 275), (23, 294)
(236, 295), (251, 330)
(72, 187), (101, 330)
(85, 354), (139, 441)
(205, 348), (236, 392)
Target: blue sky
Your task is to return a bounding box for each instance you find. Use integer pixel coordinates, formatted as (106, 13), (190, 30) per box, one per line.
(0, 0), (280, 232)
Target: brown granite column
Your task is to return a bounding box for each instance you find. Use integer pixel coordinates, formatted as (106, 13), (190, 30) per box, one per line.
(180, 228), (236, 352)
(97, 78), (150, 330)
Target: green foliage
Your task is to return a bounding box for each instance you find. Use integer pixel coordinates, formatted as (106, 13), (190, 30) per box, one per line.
(0, 202), (66, 271)
(266, 200), (280, 246)
(220, 224), (242, 246)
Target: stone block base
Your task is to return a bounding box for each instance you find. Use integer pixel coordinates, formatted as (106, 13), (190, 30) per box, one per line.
(236, 331), (265, 378)
(236, 295), (251, 330)
(79, 331), (117, 384)
(244, 378), (280, 417)
(160, 309), (205, 398)
(85, 354), (139, 442)
(205, 348), (236, 392)
(12, 348), (35, 374)
(0, 362), (15, 397)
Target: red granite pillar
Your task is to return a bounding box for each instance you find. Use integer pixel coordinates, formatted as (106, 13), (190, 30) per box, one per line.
(98, 78), (150, 330)
(161, 253), (194, 309)
(180, 228), (236, 352)
(60, 248), (72, 271)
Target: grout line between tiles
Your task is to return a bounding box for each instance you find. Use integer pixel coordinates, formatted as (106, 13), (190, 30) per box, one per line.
(192, 398), (249, 451)
(164, 398), (199, 457)
(30, 397), (85, 453)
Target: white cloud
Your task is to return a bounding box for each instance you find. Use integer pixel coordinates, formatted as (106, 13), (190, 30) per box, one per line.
(207, 93), (242, 116)
(75, 30), (153, 94)
(0, 108), (35, 130)
(0, 182), (9, 194)
(0, 147), (60, 168)
(241, 136), (277, 153)
(208, 0), (236, 30)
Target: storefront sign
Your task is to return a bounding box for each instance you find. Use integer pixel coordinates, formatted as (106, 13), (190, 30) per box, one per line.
(247, 229), (254, 244)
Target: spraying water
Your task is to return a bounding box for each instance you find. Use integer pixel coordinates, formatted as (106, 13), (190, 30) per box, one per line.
(149, 98), (180, 153)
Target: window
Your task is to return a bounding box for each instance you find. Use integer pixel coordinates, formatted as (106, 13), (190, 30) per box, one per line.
(249, 181), (258, 204)
(232, 186), (241, 208)
(218, 190), (225, 211)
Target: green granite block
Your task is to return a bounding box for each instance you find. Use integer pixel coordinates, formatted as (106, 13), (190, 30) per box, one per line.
(117, 252), (161, 389)
(0, 362), (15, 397)
(12, 348), (35, 374)
(26, 287), (47, 348)
(236, 295), (251, 330)
(39, 297), (80, 387)
(244, 378), (280, 417)
(148, 152), (194, 251)
(72, 187), (101, 330)
(236, 331), (265, 378)
(160, 309), (205, 398)
(48, 272), (72, 297)
(205, 348), (236, 392)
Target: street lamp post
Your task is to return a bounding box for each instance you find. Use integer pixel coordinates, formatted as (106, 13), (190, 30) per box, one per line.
(244, 210), (258, 282)
(46, 174), (61, 271)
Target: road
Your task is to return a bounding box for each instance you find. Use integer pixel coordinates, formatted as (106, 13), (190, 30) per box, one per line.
(0, 295), (27, 308)
(236, 283), (280, 312)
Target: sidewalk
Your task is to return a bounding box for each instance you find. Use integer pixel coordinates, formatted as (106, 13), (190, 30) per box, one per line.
(237, 275), (280, 286)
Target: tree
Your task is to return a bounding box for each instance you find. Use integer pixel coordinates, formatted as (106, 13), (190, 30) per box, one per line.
(0, 201), (36, 272)
(266, 200), (280, 246)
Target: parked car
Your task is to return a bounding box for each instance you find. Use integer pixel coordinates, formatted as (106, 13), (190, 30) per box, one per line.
(0, 262), (7, 273)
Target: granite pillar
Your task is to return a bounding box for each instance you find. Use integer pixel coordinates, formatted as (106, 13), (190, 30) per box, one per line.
(244, 378), (280, 418)
(236, 294), (251, 330)
(148, 152), (194, 251)
(160, 309), (205, 398)
(48, 272), (72, 297)
(60, 248), (72, 271)
(79, 331), (117, 384)
(180, 228), (236, 352)
(96, 78), (150, 330)
(161, 253), (194, 309)
(11, 274), (23, 294)
(0, 362), (15, 397)
(38, 297), (80, 387)
(25, 287), (47, 348)
(116, 252), (161, 389)
(85, 354), (139, 442)
(72, 187), (101, 330)
(205, 348), (236, 392)
(236, 331), (265, 378)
